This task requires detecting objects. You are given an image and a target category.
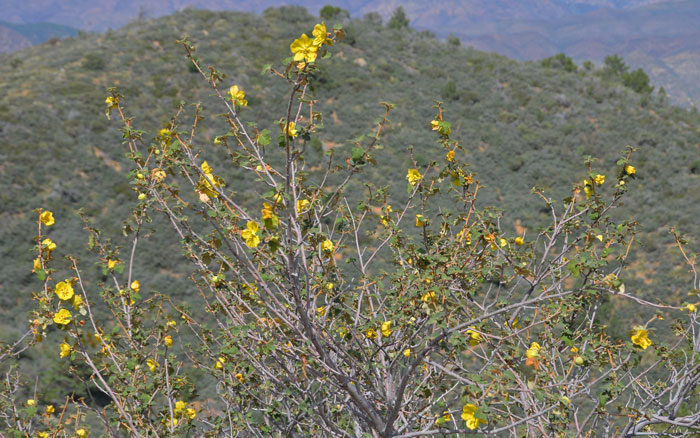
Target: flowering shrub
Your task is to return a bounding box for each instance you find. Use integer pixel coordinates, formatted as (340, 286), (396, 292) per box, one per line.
(3, 21), (700, 438)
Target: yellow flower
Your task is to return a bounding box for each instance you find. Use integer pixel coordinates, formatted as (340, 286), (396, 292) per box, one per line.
(625, 164), (636, 175)
(421, 291), (436, 303)
(169, 418), (179, 427)
(686, 303), (697, 312)
(175, 400), (186, 414)
(630, 327), (652, 350)
(406, 169), (422, 187)
(53, 309), (72, 325)
(241, 221), (261, 248)
(42, 238), (56, 252)
(436, 410), (451, 425)
(228, 85), (248, 107)
(235, 372), (244, 383)
(449, 169), (463, 187)
(583, 180), (593, 199)
(321, 239), (334, 254)
(286, 121), (298, 138)
(570, 346), (579, 353)
(416, 214), (426, 227)
(403, 348), (411, 357)
(33, 258), (42, 271)
(261, 203), (279, 229)
(40, 210), (55, 226)
(146, 359), (158, 372)
(312, 22), (332, 46)
(461, 403), (487, 430)
(456, 229), (472, 244)
(45, 405), (55, 414)
(290, 33), (319, 63)
(316, 306), (327, 317)
(107, 259), (117, 269)
(381, 321), (393, 337)
(152, 168), (166, 182)
(105, 96), (118, 106)
(127, 281), (139, 293)
(198, 161), (224, 199)
(39, 433), (49, 438)
(593, 174), (605, 186)
(164, 335), (173, 347)
(215, 357), (226, 370)
(296, 199), (310, 214)
(515, 236), (524, 246)
(76, 429), (87, 438)
(431, 120), (440, 130)
(55, 280), (74, 301)
(71, 294), (83, 310)
(465, 327), (482, 346)
(446, 150), (455, 162)
(27, 399), (36, 407)
(526, 342), (541, 359)
(166, 320), (176, 328)
(365, 328), (378, 340)
(185, 408), (196, 420)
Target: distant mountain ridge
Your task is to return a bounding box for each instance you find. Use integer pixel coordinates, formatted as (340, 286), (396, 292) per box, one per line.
(0, 0), (668, 31)
(0, 21), (78, 53)
(0, 25), (32, 53)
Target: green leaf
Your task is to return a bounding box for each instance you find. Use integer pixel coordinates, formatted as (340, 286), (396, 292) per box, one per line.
(207, 209), (217, 218)
(257, 129), (271, 146)
(351, 147), (365, 163)
(36, 269), (46, 281)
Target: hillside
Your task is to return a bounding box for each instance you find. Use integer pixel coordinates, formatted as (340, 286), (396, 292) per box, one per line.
(2, 6), (700, 377)
(3, 0), (697, 107)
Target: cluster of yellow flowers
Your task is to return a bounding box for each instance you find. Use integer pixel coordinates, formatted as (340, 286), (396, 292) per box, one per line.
(583, 173), (605, 199)
(170, 400), (196, 426)
(290, 22), (332, 66)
